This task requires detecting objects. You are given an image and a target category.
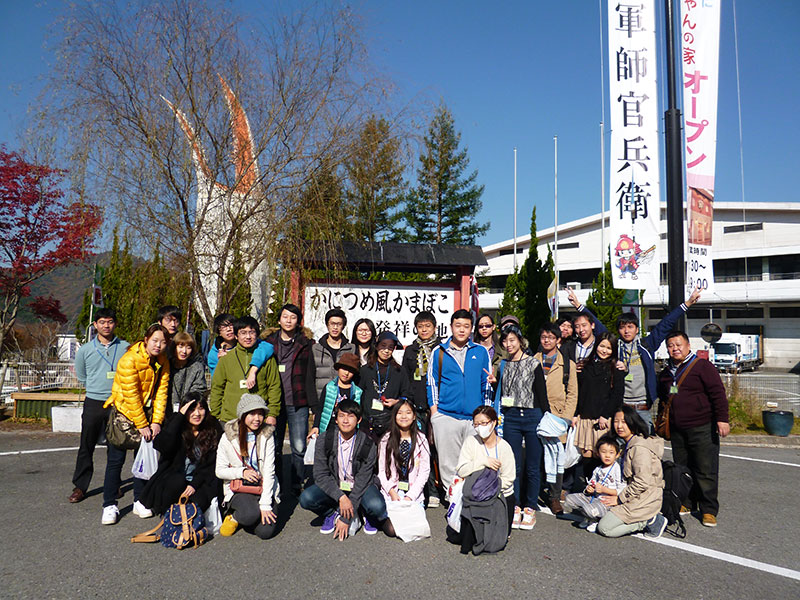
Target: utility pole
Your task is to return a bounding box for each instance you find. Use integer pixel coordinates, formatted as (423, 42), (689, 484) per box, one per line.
(665, 0), (686, 329)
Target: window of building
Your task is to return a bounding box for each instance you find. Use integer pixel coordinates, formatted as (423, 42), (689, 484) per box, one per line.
(555, 242), (579, 250)
(769, 254), (800, 279)
(769, 306), (800, 319)
(723, 223), (763, 234)
(687, 308), (722, 319)
(559, 267), (600, 287)
(714, 257), (762, 282)
(726, 308), (764, 319)
(498, 248), (525, 256)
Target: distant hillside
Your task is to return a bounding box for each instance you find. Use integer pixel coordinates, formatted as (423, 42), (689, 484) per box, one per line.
(17, 252), (113, 326)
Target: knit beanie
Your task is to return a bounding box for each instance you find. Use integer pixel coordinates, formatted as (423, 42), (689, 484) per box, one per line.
(236, 393), (268, 419)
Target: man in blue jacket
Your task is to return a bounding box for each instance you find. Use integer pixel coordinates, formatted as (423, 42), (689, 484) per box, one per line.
(567, 286), (702, 429)
(427, 309), (490, 495)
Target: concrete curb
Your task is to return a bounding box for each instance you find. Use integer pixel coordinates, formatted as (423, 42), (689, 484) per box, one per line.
(721, 434), (800, 449)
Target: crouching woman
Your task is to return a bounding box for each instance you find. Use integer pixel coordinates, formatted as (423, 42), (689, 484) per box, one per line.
(215, 394), (280, 540)
(597, 405), (665, 538)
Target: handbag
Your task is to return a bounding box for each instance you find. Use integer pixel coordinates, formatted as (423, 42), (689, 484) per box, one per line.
(106, 405), (153, 450)
(230, 479), (263, 495)
(655, 358), (699, 440)
(131, 496), (208, 549)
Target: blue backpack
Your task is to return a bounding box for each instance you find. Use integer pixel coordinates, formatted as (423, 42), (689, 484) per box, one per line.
(131, 497), (209, 549)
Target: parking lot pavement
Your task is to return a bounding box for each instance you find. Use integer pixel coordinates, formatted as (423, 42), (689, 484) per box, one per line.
(0, 432), (798, 599)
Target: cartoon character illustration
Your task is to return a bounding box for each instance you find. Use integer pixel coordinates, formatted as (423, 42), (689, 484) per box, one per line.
(615, 235), (656, 280)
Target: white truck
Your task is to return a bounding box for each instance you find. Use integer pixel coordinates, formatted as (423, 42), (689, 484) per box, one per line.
(711, 333), (761, 372)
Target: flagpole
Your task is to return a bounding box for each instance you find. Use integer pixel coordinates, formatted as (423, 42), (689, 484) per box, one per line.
(600, 121), (606, 262)
(554, 135), (559, 319)
(513, 147), (518, 271)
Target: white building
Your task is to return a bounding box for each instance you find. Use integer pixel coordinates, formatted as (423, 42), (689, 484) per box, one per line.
(480, 201), (800, 371)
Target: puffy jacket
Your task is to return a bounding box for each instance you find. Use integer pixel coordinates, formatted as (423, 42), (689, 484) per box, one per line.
(104, 341), (170, 428)
(611, 435), (664, 524)
(426, 339), (490, 420)
(312, 335), (356, 398)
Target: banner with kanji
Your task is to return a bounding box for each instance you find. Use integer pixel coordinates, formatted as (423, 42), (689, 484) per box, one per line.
(607, 1), (661, 289)
(682, 1), (720, 293)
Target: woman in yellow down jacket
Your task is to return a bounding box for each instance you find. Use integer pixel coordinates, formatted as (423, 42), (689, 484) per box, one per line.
(101, 324), (171, 525)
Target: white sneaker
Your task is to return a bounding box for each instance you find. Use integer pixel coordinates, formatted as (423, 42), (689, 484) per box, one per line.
(101, 505), (119, 525)
(132, 500), (153, 519)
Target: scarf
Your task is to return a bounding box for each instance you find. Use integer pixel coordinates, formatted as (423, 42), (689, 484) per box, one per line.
(416, 336), (438, 378)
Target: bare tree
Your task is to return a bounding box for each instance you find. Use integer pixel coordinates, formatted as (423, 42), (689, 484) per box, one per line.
(39, 0), (390, 326)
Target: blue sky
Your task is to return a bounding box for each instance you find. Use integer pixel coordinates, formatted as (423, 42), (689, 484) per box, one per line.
(2, 1), (798, 247)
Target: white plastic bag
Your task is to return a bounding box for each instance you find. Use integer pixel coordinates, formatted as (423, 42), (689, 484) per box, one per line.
(204, 497), (222, 535)
(446, 477), (465, 533)
(304, 436), (317, 466)
(386, 501), (431, 542)
(563, 427), (580, 470)
(131, 439), (159, 480)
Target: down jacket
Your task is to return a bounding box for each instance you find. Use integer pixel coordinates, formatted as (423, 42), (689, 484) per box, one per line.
(104, 341), (170, 428)
(215, 419), (281, 512)
(610, 435), (664, 524)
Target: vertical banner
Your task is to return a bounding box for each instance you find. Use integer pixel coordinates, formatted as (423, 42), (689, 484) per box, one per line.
(608, 1), (661, 289)
(682, 1), (720, 293)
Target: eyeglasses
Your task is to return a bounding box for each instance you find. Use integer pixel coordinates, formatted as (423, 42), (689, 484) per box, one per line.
(473, 420), (492, 427)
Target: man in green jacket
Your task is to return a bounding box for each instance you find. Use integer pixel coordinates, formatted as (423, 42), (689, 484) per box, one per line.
(210, 316), (281, 423)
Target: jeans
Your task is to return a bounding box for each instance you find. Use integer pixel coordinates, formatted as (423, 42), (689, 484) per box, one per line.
(637, 409), (653, 434)
(229, 492), (277, 539)
(299, 483), (387, 523)
(102, 443), (145, 507)
(72, 398), (109, 492)
(275, 404), (309, 488)
(501, 407), (544, 509)
(670, 421), (720, 516)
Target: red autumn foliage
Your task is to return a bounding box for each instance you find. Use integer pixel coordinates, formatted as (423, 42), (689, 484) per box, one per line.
(0, 147), (102, 358)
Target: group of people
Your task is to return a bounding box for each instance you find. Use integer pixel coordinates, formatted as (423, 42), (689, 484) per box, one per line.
(68, 286), (729, 553)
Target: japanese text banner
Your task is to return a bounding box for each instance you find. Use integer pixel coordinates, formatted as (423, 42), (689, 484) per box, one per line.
(608, 0), (661, 289)
(682, 1), (720, 293)
(304, 282), (455, 347)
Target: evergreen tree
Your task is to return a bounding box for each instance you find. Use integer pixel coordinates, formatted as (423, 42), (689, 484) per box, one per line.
(497, 207), (554, 341)
(401, 105), (488, 245)
(220, 244), (253, 318)
(344, 116), (406, 242)
(586, 258), (627, 331)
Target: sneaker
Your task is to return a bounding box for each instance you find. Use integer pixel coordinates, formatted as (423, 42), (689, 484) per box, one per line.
(511, 506), (522, 529)
(680, 505), (692, 515)
(520, 507), (536, 530)
(644, 514), (667, 539)
(101, 505), (119, 525)
(132, 500), (153, 519)
(586, 522), (598, 533)
(576, 519), (591, 530)
(320, 511), (338, 534)
(220, 514), (238, 537)
(702, 513), (717, 527)
(362, 517), (378, 535)
(427, 496), (440, 508)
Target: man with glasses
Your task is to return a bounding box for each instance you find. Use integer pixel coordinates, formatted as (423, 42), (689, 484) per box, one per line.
(312, 308), (355, 398)
(69, 308), (130, 503)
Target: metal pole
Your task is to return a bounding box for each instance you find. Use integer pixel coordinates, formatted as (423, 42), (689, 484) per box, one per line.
(600, 121), (606, 264)
(554, 136), (559, 308)
(664, 0), (686, 328)
(513, 147), (518, 271)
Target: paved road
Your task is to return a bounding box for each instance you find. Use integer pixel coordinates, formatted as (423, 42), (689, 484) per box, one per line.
(1, 431), (798, 599)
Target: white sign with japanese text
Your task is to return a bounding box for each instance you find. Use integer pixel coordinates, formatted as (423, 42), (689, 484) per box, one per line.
(303, 282), (455, 347)
(682, 0), (720, 293)
(607, 1), (661, 290)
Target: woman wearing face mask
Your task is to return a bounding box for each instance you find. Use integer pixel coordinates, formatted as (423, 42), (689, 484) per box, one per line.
(488, 323), (548, 531)
(571, 332), (625, 487)
(456, 406), (516, 540)
(140, 391), (223, 516)
(101, 323), (171, 525)
(351, 318), (377, 367)
(360, 331), (411, 440)
(168, 332), (207, 412)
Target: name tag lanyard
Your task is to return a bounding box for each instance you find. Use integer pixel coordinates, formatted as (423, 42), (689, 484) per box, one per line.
(671, 355), (697, 394)
(339, 433), (356, 486)
(374, 363), (390, 397)
(589, 464), (615, 505)
(576, 342), (592, 362)
(94, 338), (118, 371)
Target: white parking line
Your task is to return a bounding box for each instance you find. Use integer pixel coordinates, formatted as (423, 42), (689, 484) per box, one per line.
(0, 446), (79, 457)
(719, 453), (800, 468)
(637, 534), (800, 582)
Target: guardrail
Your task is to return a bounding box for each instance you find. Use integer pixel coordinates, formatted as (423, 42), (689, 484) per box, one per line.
(1, 362), (82, 400)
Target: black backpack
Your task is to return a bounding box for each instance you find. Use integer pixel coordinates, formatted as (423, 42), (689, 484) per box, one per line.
(661, 460), (693, 538)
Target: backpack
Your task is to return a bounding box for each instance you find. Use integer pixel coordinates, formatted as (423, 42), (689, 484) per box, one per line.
(324, 428), (374, 465)
(660, 460), (693, 538)
(131, 497), (209, 549)
(559, 347), (571, 393)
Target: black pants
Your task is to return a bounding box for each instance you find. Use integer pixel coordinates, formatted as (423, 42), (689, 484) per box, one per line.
(72, 398), (109, 492)
(670, 422), (720, 516)
(229, 493), (277, 539)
